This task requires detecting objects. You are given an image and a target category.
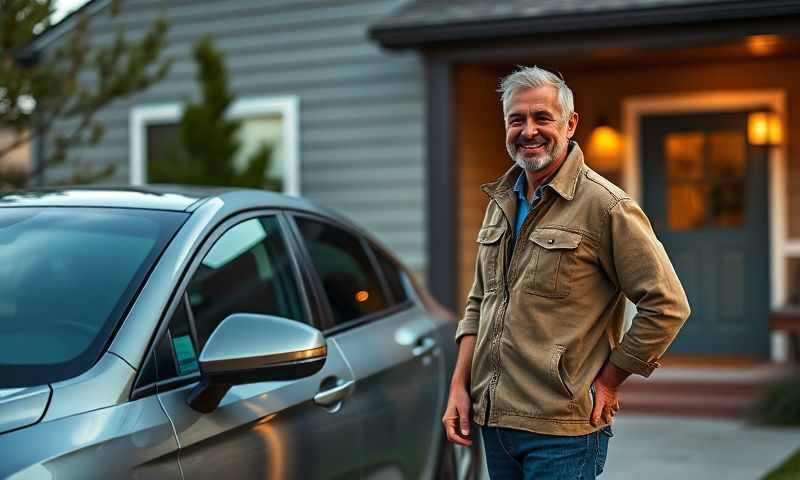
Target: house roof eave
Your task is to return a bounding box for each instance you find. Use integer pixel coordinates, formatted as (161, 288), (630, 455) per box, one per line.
(369, 0), (800, 50)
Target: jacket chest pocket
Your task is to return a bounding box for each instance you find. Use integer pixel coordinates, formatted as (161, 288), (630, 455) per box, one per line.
(477, 224), (506, 293)
(525, 228), (582, 298)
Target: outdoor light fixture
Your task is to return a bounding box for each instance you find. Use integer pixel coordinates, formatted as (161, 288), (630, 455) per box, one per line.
(747, 111), (783, 146)
(746, 34), (781, 56)
(586, 116), (623, 171)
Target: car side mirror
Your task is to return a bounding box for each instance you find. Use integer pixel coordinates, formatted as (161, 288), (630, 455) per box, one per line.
(187, 313), (327, 413)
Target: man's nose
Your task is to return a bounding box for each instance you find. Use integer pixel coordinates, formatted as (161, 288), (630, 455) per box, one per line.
(522, 119), (537, 138)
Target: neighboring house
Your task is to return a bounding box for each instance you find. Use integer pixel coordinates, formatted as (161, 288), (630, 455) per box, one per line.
(30, 0), (800, 364)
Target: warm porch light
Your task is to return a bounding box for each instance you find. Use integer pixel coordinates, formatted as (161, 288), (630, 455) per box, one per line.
(747, 111), (783, 146)
(586, 118), (623, 171)
(746, 34), (781, 56)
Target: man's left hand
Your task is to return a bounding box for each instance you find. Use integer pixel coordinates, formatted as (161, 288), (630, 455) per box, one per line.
(590, 361), (629, 427)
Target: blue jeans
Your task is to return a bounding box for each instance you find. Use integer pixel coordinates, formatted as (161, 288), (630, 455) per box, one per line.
(480, 425), (613, 479)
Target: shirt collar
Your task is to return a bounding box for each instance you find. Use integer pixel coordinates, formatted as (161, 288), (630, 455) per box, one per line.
(513, 172), (544, 205)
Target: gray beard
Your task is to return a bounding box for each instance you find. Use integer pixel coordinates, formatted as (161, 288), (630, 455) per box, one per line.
(510, 141), (567, 172)
(514, 152), (553, 172)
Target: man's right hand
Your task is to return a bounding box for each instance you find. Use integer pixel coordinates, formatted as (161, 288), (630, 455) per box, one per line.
(442, 384), (473, 446)
(443, 334), (476, 446)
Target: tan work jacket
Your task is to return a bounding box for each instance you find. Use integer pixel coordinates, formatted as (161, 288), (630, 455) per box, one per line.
(456, 143), (690, 436)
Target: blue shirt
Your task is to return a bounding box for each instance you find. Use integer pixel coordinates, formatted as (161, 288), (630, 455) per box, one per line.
(512, 172), (546, 245)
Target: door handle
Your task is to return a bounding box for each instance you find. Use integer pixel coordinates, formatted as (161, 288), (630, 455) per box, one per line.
(412, 336), (437, 357)
(313, 380), (355, 407)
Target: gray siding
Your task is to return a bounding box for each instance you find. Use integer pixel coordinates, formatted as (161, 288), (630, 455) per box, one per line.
(44, 0), (426, 270)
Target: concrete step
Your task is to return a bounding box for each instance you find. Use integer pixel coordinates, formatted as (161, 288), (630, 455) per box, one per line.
(616, 365), (797, 418)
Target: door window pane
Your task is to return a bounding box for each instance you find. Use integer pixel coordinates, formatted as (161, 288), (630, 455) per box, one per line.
(188, 217), (304, 350)
(707, 132), (746, 178)
(664, 130), (746, 230)
(295, 218), (389, 326)
(665, 133), (704, 181)
(668, 184), (707, 230)
(373, 249), (408, 305)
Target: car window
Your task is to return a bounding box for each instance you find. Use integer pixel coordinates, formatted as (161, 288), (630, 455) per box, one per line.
(372, 248), (409, 305)
(188, 216), (304, 351)
(0, 207), (187, 388)
(294, 218), (389, 326)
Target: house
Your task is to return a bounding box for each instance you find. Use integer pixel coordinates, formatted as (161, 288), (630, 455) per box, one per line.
(28, 0), (427, 273)
(30, 0), (800, 365)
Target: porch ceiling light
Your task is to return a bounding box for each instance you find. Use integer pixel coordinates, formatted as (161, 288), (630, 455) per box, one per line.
(747, 111), (783, 146)
(587, 116), (623, 171)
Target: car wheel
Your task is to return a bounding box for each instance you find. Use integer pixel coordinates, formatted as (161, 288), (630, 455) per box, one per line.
(437, 436), (484, 480)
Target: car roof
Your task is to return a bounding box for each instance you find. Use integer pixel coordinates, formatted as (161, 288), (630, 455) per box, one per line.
(0, 185), (321, 213)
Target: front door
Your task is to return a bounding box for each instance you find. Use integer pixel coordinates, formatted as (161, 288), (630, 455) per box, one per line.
(642, 111), (770, 357)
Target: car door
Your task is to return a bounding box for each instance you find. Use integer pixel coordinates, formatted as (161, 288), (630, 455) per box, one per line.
(289, 215), (444, 480)
(148, 213), (362, 479)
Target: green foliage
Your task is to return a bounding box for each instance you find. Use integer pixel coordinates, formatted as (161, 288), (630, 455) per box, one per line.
(763, 449), (800, 480)
(750, 376), (800, 426)
(149, 36), (281, 191)
(0, 0), (172, 189)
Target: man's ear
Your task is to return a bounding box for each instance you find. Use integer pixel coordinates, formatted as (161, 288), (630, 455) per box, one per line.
(567, 112), (579, 139)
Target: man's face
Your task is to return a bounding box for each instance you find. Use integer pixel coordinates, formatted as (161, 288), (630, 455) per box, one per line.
(505, 85), (578, 172)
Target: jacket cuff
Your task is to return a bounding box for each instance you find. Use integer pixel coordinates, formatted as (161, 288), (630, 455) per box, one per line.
(454, 317), (479, 344)
(609, 347), (660, 377)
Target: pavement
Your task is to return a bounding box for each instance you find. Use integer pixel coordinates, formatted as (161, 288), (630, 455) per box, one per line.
(602, 414), (800, 480)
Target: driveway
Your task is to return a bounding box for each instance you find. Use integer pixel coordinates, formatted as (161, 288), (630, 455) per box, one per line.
(602, 414), (800, 480)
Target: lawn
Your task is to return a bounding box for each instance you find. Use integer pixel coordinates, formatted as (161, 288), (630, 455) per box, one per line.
(763, 449), (800, 480)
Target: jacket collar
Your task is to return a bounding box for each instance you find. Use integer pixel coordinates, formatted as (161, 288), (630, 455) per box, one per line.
(481, 141), (584, 201)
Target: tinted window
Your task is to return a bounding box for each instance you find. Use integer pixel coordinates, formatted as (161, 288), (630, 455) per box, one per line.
(373, 249), (409, 305)
(188, 216), (303, 350)
(0, 207), (186, 388)
(295, 218), (388, 326)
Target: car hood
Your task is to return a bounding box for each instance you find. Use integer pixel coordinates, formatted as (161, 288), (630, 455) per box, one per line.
(0, 386), (51, 435)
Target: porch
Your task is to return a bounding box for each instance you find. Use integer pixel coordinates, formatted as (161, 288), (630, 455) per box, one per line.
(371, 0), (800, 364)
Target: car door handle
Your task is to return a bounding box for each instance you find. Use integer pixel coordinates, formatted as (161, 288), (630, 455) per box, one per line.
(313, 380), (355, 407)
(412, 337), (437, 357)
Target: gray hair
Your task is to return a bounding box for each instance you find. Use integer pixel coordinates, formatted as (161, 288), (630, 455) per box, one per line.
(499, 66), (574, 121)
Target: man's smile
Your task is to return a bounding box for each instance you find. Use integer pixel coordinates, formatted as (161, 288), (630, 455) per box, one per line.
(517, 137), (549, 154)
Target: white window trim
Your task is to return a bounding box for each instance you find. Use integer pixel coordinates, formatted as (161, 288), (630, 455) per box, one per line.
(129, 96), (300, 196)
(622, 89), (788, 362)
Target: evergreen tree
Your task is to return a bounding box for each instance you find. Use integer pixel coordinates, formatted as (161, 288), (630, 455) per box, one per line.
(0, 0), (172, 189)
(150, 36), (281, 191)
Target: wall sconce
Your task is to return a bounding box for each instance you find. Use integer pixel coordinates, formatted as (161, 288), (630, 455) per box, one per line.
(586, 116), (623, 171)
(747, 111), (783, 146)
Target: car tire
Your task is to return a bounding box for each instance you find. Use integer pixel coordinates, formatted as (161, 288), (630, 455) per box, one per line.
(436, 435), (484, 480)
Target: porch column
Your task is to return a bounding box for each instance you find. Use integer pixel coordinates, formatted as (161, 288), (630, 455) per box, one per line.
(425, 56), (457, 311)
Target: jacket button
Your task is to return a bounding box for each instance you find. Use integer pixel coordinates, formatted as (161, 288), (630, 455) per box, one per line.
(548, 239), (554, 244)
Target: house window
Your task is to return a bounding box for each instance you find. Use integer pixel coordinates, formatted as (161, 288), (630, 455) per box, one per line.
(130, 97), (299, 195)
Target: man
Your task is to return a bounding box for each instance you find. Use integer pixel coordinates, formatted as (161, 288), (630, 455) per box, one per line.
(442, 66), (690, 479)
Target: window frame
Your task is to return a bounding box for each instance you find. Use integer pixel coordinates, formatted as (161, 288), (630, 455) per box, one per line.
(129, 96), (300, 196)
(131, 210), (314, 399)
(285, 212), (414, 336)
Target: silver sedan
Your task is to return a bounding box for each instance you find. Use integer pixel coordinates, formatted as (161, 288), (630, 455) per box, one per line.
(0, 187), (483, 480)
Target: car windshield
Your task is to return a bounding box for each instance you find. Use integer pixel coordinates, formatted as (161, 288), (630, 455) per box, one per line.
(0, 207), (187, 388)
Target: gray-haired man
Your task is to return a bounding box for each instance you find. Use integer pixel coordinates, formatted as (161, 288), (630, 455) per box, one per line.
(442, 66), (690, 479)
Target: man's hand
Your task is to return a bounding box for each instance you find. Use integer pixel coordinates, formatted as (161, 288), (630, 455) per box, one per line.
(590, 361), (630, 427)
(443, 335), (477, 446)
(442, 384), (473, 446)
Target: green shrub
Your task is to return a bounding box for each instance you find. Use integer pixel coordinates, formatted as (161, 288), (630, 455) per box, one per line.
(750, 377), (800, 426)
